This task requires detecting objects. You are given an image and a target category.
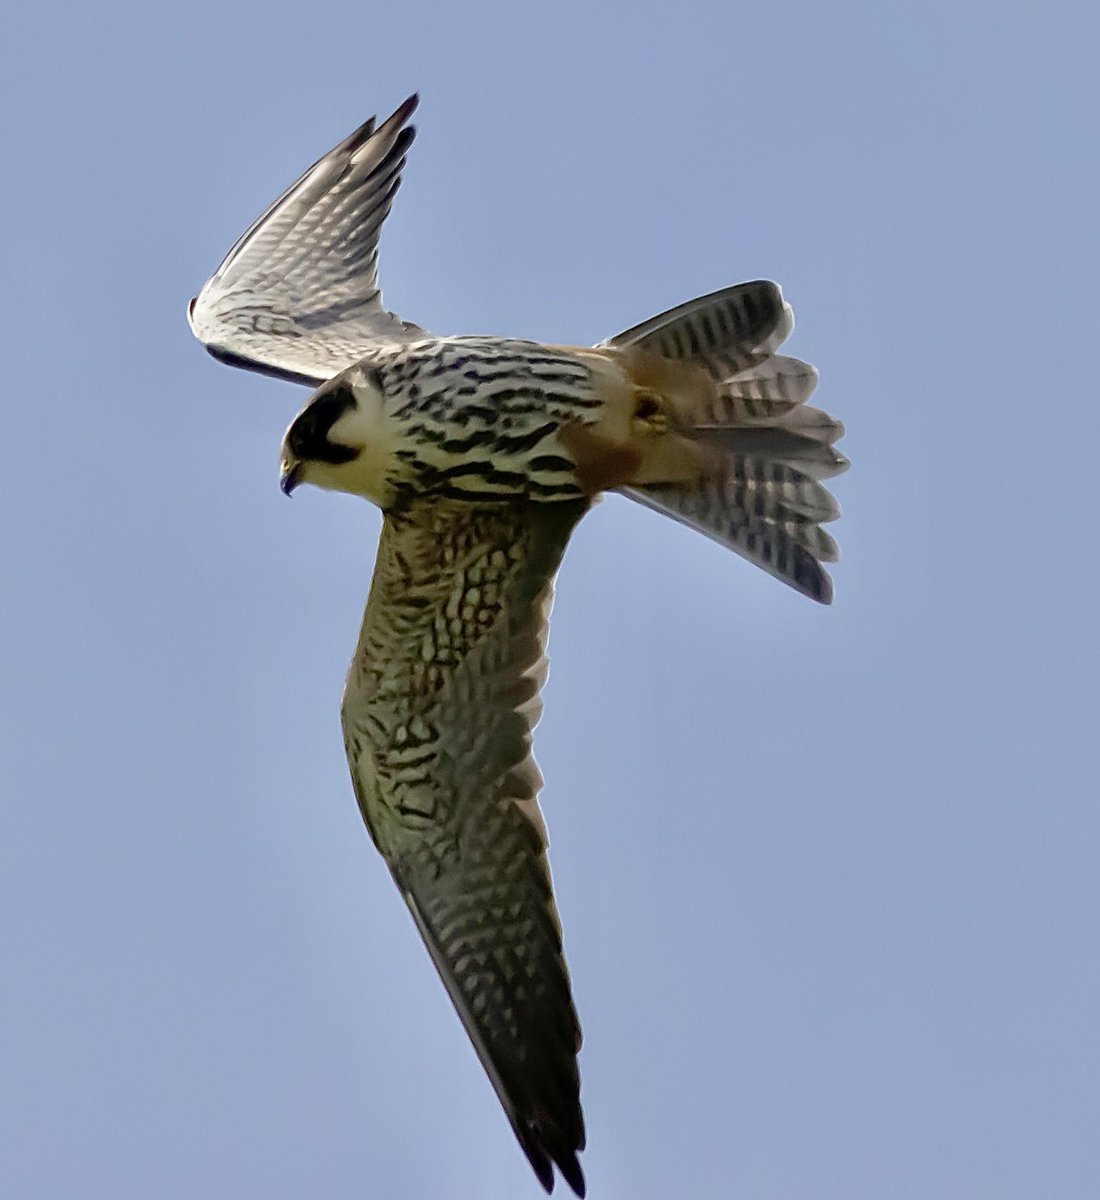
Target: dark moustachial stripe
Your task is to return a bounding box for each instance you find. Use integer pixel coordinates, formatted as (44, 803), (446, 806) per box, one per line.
(286, 382), (358, 464)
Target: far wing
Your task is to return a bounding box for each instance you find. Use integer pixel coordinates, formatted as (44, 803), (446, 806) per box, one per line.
(341, 498), (590, 1197)
(189, 95), (426, 386)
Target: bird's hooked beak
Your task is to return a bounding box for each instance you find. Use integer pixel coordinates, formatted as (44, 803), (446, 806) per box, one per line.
(280, 458), (303, 496)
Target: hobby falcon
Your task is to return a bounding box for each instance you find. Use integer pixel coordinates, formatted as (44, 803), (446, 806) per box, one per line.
(188, 94), (846, 1196)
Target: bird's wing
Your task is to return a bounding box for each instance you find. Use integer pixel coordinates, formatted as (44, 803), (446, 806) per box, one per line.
(188, 95), (426, 387)
(342, 498), (590, 1198)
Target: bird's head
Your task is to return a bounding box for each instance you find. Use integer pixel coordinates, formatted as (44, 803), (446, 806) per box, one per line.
(279, 365), (391, 505)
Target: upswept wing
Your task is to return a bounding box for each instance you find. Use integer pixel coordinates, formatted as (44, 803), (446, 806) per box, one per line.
(188, 95), (425, 386)
(341, 498), (590, 1197)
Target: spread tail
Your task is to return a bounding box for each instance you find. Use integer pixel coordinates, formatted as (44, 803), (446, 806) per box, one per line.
(605, 282), (847, 604)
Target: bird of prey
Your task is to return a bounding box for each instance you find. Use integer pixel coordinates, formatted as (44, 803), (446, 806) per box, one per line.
(188, 94), (846, 1196)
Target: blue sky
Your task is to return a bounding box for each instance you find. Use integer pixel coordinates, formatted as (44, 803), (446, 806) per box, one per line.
(3, 2), (1098, 1196)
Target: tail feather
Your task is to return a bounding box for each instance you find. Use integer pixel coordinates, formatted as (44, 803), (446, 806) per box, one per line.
(606, 282), (847, 603)
(726, 455), (840, 522)
(718, 355), (818, 417)
(624, 479), (835, 603)
(703, 424), (848, 481)
(603, 281), (793, 380)
(786, 519), (839, 563)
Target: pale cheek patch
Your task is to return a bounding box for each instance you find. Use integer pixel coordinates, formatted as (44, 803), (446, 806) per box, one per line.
(328, 404), (378, 449)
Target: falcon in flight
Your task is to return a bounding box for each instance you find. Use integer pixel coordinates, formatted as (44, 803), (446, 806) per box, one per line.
(188, 94), (846, 1196)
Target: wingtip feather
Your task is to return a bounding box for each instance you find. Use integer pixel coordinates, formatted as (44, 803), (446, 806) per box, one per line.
(519, 1135), (586, 1197)
(558, 1151), (587, 1197)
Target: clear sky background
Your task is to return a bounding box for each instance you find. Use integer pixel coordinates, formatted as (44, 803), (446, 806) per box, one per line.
(3, 2), (1098, 1197)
